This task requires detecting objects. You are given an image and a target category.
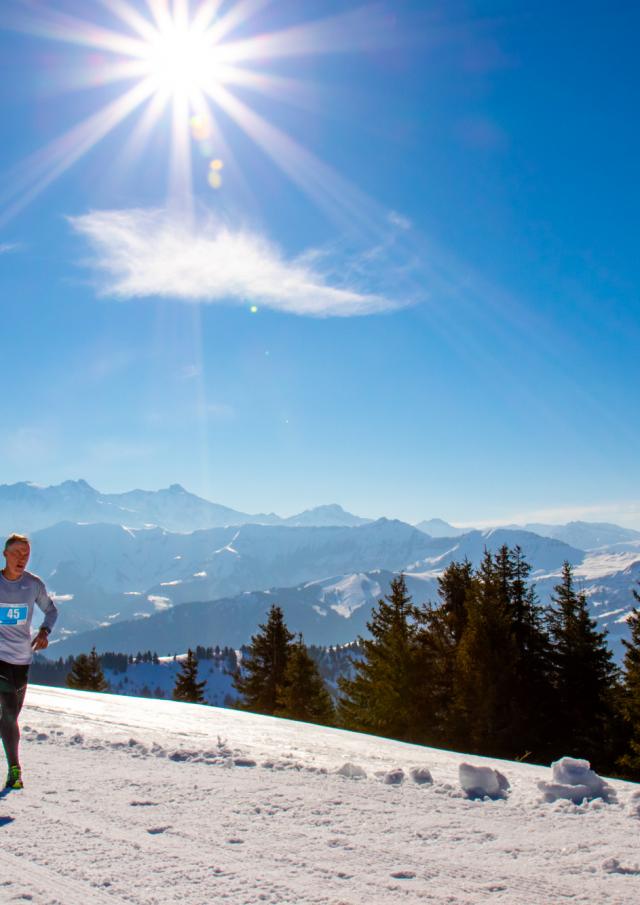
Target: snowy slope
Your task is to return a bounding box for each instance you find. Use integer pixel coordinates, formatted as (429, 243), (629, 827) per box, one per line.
(50, 542), (640, 661)
(49, 572), (398, 657)
(30, 519), (435, 636)
(405, 528), (584, 574)
(2, 686), (639, 905)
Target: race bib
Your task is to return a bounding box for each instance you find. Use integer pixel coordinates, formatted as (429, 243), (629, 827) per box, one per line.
(0, 605), (28, 625)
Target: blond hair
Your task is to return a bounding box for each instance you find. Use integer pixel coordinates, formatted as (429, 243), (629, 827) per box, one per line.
(4, 533), (30, 552)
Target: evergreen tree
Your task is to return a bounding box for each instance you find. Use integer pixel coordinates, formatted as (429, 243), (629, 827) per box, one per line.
(454, 551), (518, 756)
(494, 545), (554, 759)
(618, 585), (640, 777)
(338, 575), (419, 740)
(547, 561), (618, 766)
(66, 647), (109, 692)
(233, 605), (294, 714)
(276, 635), (335, 725)
(414, 560), (474, 746)
(172, 648), (207, 703)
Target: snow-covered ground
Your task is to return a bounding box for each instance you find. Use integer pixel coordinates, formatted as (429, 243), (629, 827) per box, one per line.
(2, 687), (639, 905)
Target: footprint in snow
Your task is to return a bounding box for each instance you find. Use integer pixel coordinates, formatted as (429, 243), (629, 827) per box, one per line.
(147, 825), (171, 835)
(226, 838), (244, 844)
(391, 871), (415, 880)
(130, 800), (159, 807)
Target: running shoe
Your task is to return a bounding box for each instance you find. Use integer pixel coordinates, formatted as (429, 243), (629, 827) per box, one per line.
(5, 765), (23, 790)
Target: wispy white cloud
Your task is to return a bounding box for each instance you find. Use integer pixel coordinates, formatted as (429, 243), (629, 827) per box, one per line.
(70, 208), (403, 317)
(0, 242), (21, 254)
(388, 210), (412, 231)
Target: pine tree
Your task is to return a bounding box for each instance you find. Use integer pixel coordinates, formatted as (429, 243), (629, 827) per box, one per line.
(66, 647), (109, 692)
(494, 545), (554, 759)
(172, 648), (207, 703)
(618, 585), (640, 777)
(276, 636), (335, 725)
(454, 551), (518, 756)
(233, 605), (294, 714)
(547, 561), (618, 766)
(338, 575), (419, 741)
(414, 560), (474, 746)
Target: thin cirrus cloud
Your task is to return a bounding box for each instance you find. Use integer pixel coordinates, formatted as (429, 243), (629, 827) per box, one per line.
(69, 208), (403, 317)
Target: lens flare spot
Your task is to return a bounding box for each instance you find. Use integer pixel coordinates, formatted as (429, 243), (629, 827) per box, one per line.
(250, 305), (258, 314)
(208, 170), (222, 189)
(190, 115), (211, 141)
(210, 158), (224, 170)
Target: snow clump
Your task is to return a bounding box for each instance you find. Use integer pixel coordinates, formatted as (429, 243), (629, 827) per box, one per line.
(538, 757), (614, 804)
(459, 763), (510, 799)
(336, 762), (367, 780)
(383, 768), (405, 785)
(410, 766), (433, 785)
(628, 790), (640, 818)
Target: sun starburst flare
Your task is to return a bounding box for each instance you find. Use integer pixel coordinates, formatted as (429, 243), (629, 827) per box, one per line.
(0, 0), (399, 225)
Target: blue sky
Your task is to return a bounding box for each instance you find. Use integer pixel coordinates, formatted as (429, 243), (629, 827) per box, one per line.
(0, 0), (638, 527)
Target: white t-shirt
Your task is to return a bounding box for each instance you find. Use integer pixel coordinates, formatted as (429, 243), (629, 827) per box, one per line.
(0, 570), (58, 665)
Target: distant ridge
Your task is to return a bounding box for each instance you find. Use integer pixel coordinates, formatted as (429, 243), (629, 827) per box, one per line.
(415, 518), (467, 538)
(503, 520), (640, 551)
(0, 480), (369, 534)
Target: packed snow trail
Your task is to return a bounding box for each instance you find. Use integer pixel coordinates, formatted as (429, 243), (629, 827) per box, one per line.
(0, 687), (638, 904)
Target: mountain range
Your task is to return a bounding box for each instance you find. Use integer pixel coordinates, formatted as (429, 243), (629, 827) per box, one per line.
(2, 480), (638, 659)
(4, 480), (639, 551)
(0, 480), (370, 534)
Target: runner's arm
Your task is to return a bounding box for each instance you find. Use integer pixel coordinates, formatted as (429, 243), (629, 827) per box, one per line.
(35, 580), (58, 634)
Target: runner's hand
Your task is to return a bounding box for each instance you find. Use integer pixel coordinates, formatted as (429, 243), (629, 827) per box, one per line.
(31, 628), (49, 651)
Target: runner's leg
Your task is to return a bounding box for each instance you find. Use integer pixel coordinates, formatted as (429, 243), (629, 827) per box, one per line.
(0, 687), (26, 767)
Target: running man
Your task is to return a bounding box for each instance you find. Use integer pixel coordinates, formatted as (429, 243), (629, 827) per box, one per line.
(0, 534), (57, 790)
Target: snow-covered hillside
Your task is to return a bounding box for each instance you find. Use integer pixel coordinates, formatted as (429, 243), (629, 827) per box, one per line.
(48, 538), (640, 661)
(3, 686), (639, 905)
(34, 521), (584, 642)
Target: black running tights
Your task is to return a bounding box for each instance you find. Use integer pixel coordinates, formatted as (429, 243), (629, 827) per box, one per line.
(0, 688), (26, 768)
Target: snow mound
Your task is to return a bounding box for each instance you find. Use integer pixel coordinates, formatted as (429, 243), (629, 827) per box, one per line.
(628, 790), (640, 818)
(410, 766), (433, 785)
(538, 757), (614, 804)
(602, 858), (640, 876)
(336, 762), (367, 780)
(382, 767), (405, 785)
(459, 763), (510, 799)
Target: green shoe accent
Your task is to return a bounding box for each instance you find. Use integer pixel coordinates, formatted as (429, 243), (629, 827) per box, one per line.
(5, 765), (23, 790)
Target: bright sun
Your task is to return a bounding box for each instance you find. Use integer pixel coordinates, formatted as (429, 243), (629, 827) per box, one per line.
(1, 0), (384, 224)
(142, 23), (222, 98)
